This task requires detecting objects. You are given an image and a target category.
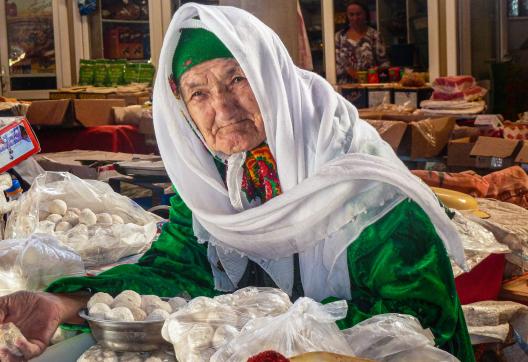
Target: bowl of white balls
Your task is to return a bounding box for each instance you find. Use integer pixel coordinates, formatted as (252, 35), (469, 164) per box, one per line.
(79, 290), (188, 352)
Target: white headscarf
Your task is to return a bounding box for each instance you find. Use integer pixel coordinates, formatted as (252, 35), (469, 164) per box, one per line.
(153, 3), (465, 301)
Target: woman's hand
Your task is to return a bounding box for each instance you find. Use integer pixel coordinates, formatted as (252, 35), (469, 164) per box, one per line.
(0, 291), (89, 361)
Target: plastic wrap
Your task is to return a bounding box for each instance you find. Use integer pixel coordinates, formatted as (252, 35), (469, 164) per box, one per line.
(210, 297), (353, 362)
(0, 234), (85, 296)
(342, 314), (460, 362)
(451, 211), (510, 277)
(77, 344), (175, 362)
(465, 198), (528, 274)
(5, 172), (161, 267)
(162, 287), (292, 362)
(462, 301), (528, 344)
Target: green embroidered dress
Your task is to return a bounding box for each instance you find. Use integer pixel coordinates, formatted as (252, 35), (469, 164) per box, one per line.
(47, 192), (474, 361)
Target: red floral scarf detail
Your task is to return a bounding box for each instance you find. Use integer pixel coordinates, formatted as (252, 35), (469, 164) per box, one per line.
(241, 144), (282, 203)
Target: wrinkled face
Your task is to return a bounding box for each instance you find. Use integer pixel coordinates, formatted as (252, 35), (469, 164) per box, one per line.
(179, 58), (266, 155)
(346, 4), (367, 28)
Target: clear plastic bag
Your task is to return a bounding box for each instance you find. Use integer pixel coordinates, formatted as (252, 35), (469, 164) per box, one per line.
(5, 172), (160, 267)
(451, 211), (510, 277)
(162, 287), (292, 362)
(77, 344), (176, 362)
(342, 314), (460, 362)
(0, 233), (85, 296)
(210, 297), (354, 362)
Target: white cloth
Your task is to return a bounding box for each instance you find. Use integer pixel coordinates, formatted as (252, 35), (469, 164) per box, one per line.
(153, 3), (465, 301)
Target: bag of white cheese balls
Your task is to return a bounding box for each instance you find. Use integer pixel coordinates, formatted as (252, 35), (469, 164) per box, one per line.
(0, 234), (85, 296)
(5, 172), (162, 267)
(161, 287), (292, 362)
(77, 344), (176, 362)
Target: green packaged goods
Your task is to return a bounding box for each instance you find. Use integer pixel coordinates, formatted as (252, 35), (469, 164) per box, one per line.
(94, 60), (109, 87)
(78, 59), (96, 85)
(107, 60), (127, 86)
(124, 63), (141, 84)
(138, 63), (155, 85)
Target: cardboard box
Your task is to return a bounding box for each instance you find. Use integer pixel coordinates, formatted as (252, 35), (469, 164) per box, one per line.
(49, 91), (79, 100)
(366, 120), (407, 151)
(515, 141), (528, 164)
(26, 99), (72, 126)
(358, 109), (425, 122)
(447, 136), (522, 169)
(108, 92), (150, 106)
(35, 150), (160, 180)
(78, 92), (117, 100)
(73, 99), (126, 127)
(393, 116), (455, 159)
(470, 136), (521, 169)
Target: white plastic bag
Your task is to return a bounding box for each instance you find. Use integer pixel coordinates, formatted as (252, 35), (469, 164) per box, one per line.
(0, 233), (85, 296)
(5, 172), (160, 267)
(210, 297), (354, 362)
(162, 287), (292, 362)
(342, 314), (460, 362)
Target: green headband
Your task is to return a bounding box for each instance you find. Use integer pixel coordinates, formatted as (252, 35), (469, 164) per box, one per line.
(172, 28), (234, 80)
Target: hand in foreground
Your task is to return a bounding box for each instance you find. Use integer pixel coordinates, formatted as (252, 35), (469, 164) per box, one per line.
(0, 291), (88, 362)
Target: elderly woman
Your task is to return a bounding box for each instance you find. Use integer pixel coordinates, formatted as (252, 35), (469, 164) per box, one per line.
(0, 4), (473, 361)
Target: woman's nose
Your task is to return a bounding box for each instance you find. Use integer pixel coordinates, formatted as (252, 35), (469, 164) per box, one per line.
(213, 92), (239, 124)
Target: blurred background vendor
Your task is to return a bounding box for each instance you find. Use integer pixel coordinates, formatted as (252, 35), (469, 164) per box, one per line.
(335, 1), (389, 84)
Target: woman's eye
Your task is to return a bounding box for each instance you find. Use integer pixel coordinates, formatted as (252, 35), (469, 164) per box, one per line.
(191, 91), (205, 99)
(232, 76), (246, 84)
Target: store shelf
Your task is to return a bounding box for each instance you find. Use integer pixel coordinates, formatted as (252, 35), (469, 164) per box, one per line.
(508, 16), (528, 20)
(10, 73), (56, 78)
(101, 19), (150, 24)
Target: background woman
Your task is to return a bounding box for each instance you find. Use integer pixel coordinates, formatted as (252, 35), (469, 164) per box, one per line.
(335, 1), (390, 83)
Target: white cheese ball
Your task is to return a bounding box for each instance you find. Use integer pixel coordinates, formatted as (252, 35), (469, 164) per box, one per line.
(55, 221), (72, 232)
(38, 211), (50, 222)
(187, 324), (214, 349)
(145, 309), (170, 321)
(79, 208), (97, 226)
(49, 199), (67, 216)
(105, 307), (135, 322)
(46, 213), (63, 224)
(88, 302), (111, 319)
(113, 290), (142, 308)
(144, 301), (172, 315)
(211, 325), (240, 349)
(96, 213), (113, 224)
(111, 214), (124, 224)
(87, 292), (114, 309)
(62, 210), (79, 226)
(141, 295), (162, 309)
(168, 297), (187, 312)
(112, 300), (138, 311)
(129, 307), (147, 321)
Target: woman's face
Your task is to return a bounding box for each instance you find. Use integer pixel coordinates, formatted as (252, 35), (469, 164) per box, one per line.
(346, 4), (367, 28)
(179, 58), (266, 155)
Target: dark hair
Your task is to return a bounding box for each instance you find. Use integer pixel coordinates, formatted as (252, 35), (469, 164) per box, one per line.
(346, 1), (371, 25)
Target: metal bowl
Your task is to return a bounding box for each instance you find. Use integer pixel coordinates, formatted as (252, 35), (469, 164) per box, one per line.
(79, 309), (172, 352)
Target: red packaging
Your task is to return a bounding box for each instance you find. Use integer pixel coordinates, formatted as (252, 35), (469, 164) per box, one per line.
(389, 67), (401, 82)
(367, 67), (379, 83)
